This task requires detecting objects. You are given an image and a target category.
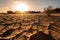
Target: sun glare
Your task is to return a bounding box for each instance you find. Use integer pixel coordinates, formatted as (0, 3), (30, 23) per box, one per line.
(14, 2), (28, 12)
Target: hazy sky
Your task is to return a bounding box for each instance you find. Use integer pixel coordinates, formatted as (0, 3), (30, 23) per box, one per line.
(0, 0), (60, 12)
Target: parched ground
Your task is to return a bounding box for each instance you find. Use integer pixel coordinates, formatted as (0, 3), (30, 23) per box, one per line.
(0, 13), (60, 40)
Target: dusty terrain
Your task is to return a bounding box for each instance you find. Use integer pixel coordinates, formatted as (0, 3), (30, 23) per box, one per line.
(0, 13), (60, 40)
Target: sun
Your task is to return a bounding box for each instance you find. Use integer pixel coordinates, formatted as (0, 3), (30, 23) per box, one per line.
(14, 2), (28, 12)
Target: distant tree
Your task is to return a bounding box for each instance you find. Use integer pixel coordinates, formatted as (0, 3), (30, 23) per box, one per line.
(14, 11), (21, 14)
(44, 5), (53, 17)
(7, 11), (13, 14)
(53, 8), (60, 13)
(28, 11), (41, 13)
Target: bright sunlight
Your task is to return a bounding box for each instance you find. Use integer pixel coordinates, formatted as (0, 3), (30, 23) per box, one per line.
(14, 2), (29, 12)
